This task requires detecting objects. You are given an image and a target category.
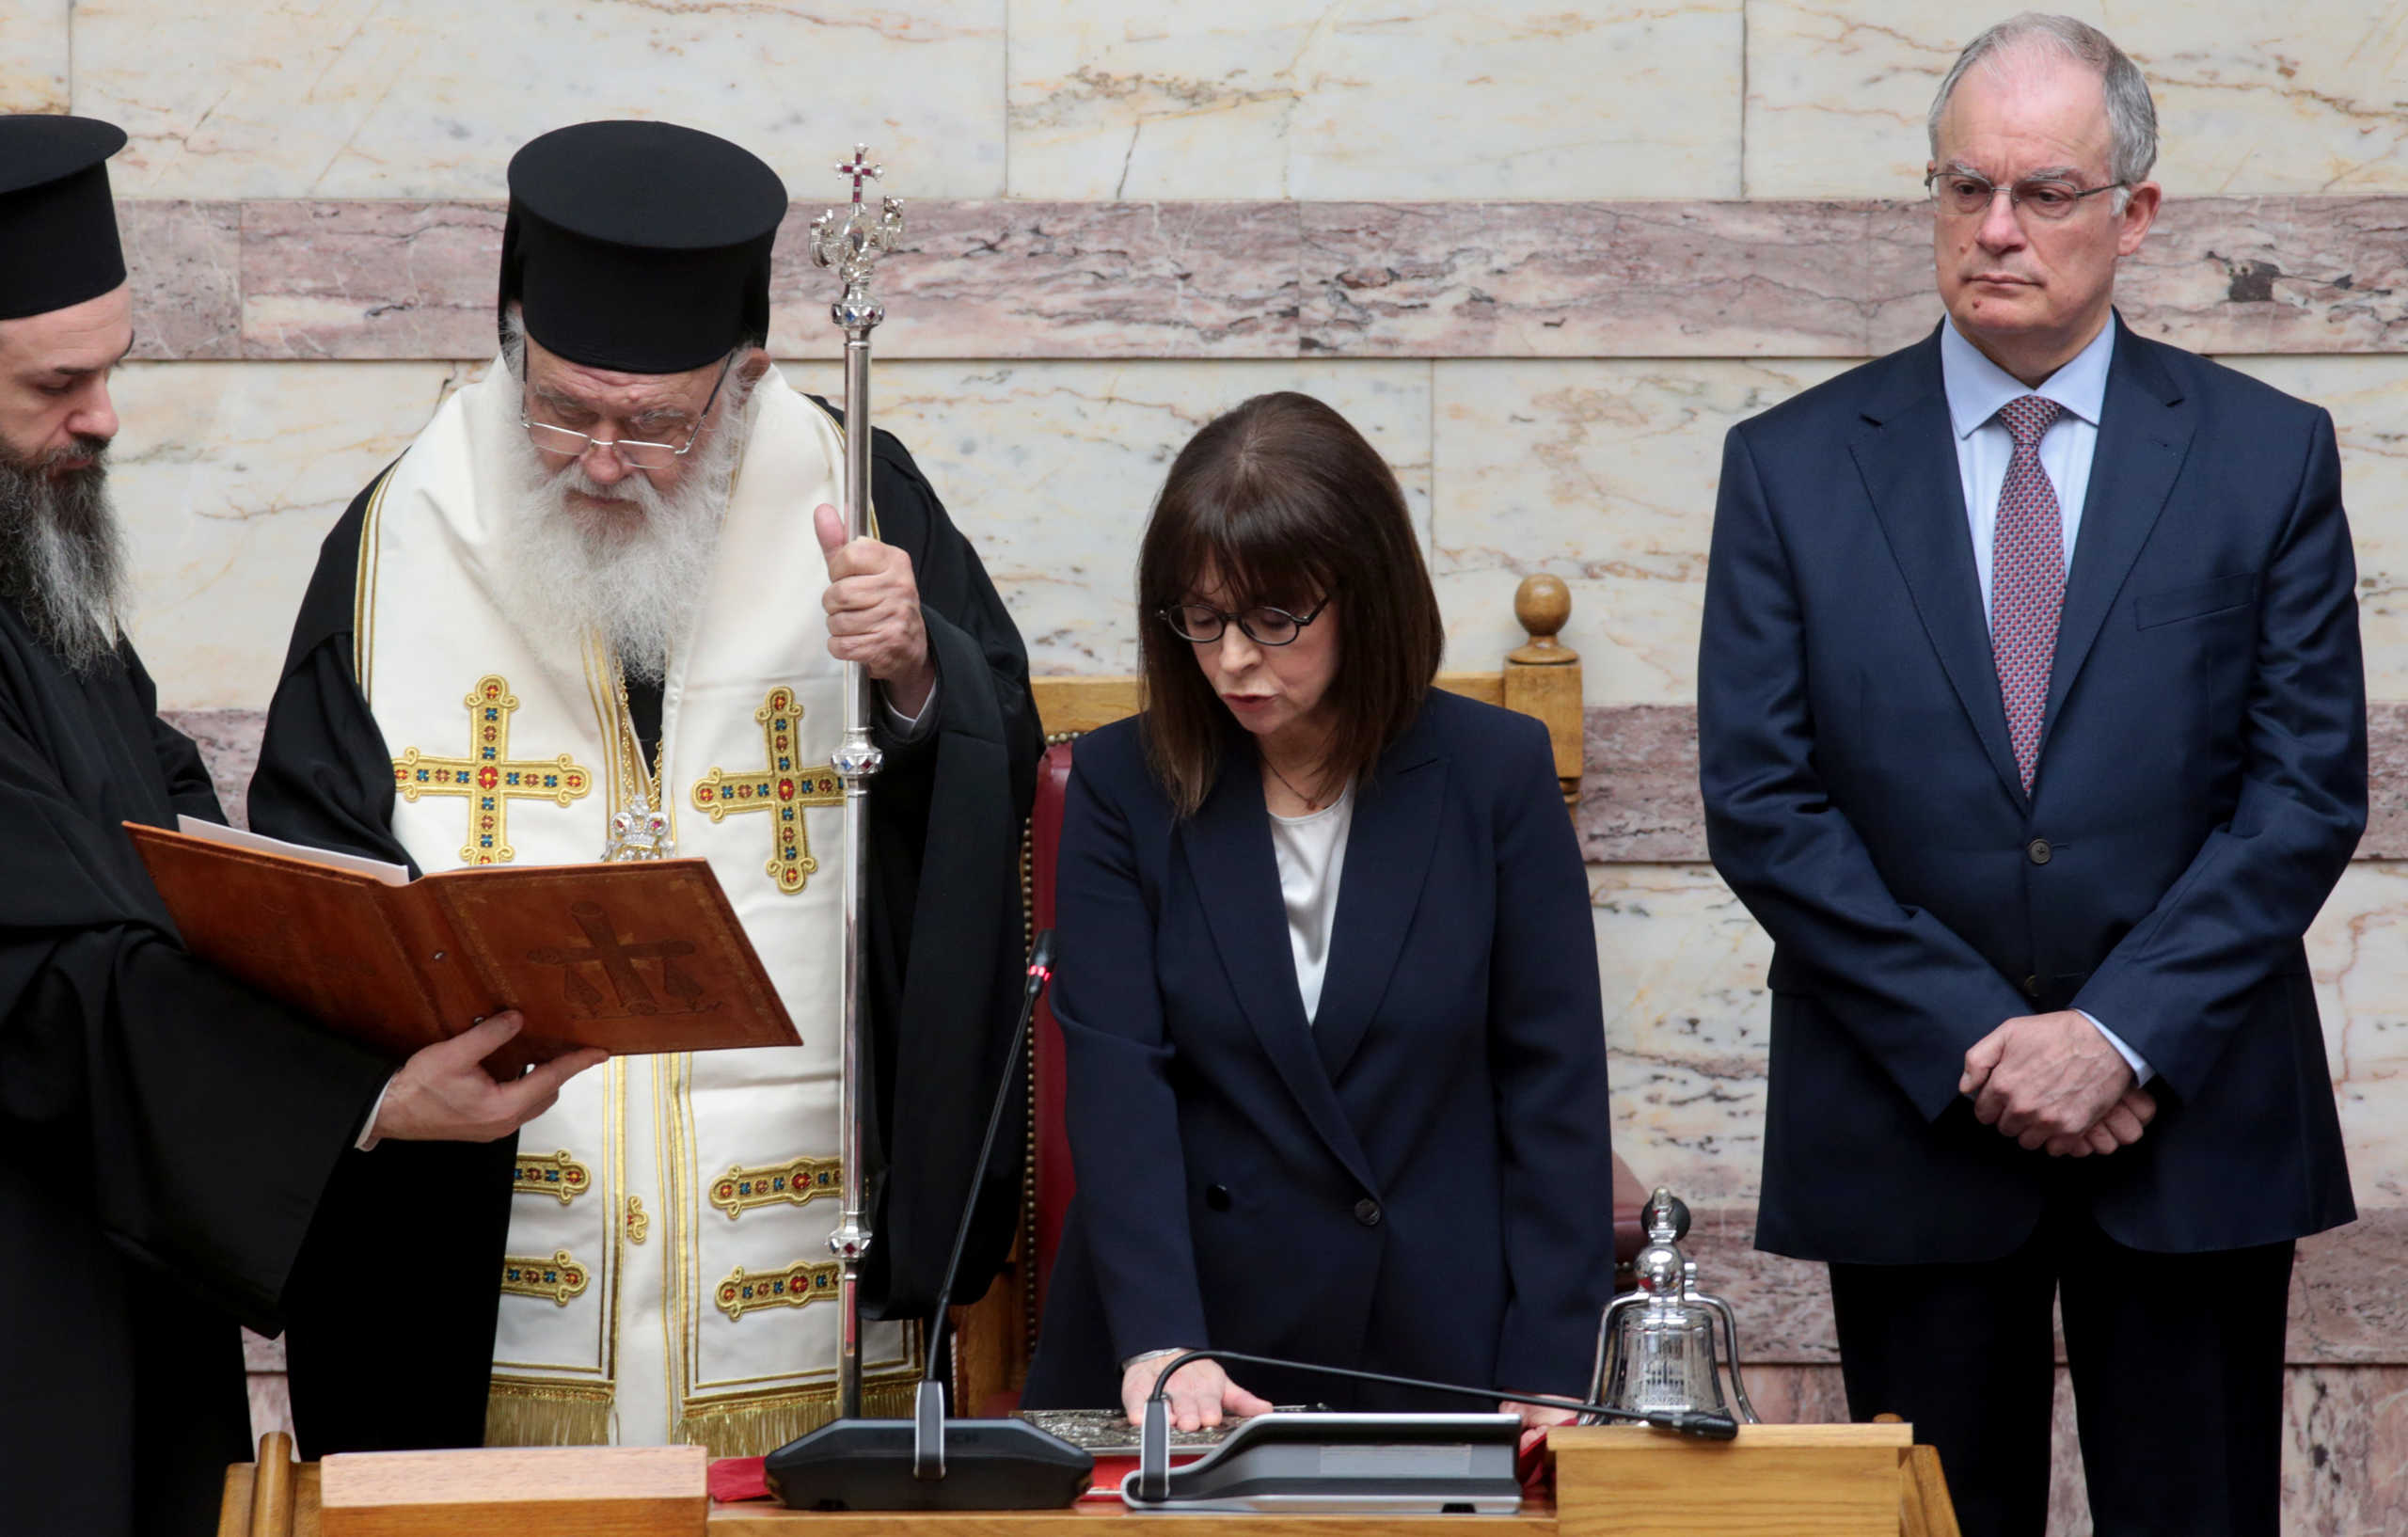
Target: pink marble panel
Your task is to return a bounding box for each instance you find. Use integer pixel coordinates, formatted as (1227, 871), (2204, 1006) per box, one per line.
(242, 1328), (284, 1371)
(1667, 1204), (2408, 1368)
(1300, 200), (1920, 358)
(1580, 704), (1704, 864)
(2364, 704), (2408, 861)
(1739, 1363), (1852, 1425)
(769, 200), (1302, 360)
(161, 707), (265, 831)
(119, 200), (242, 360)
(239, 201), (507, 361)
(2115, 197), (2408, 357)
(2292, 1210), (2408, 1365)
(1312, 196), (2408, 358)
(1581, 703), (2408, 864)
(246, 1371), (294, 1447)
(108, 193), (2408, 360)
(2284, 1365), (2408, 1537)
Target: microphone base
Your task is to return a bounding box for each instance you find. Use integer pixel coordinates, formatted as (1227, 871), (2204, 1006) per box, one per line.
(764, 1417), (1094, 1511)
(1122, 1412), (1523, 1513)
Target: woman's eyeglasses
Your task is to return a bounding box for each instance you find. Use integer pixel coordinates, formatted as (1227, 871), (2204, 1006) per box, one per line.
(1159, 594), (1333, 647)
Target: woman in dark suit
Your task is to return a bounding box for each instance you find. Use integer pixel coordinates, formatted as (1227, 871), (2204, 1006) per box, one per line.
(1022, 392), (1614, 1431)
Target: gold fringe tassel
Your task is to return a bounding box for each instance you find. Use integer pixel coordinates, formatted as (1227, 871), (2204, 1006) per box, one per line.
(484, 1378), (614, 1448)
(673, 1377), (920, 1459)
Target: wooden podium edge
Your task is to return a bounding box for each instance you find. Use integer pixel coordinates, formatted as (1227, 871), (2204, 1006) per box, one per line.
(225, 1423), (1961, 1536)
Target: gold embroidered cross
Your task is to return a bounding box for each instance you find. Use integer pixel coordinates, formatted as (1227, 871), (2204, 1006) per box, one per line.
(392, 675), (593, 864)
(689, 687), (843, 894)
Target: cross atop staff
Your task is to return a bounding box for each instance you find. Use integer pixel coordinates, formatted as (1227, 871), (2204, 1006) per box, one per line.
(835, 144), (880, 204)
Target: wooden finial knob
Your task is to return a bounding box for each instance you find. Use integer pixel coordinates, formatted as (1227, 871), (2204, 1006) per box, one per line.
(1509, 575), (1574, 664)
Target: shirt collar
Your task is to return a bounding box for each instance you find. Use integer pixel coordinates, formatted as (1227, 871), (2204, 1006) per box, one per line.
(1939, 313), (2115, 440)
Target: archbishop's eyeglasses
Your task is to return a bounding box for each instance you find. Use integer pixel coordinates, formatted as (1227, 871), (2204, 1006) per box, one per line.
(1160, 594), (1334, 647)
(1925, 168), (2127, 222)
(519, 352), (736, 471)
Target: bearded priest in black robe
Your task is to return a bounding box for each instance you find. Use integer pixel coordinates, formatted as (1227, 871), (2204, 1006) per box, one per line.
(251, 120), (1043, 1458)
(0, 115), (602, 1537)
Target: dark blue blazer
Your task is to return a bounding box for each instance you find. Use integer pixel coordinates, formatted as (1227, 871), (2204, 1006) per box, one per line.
(1699, 317), (2363, 1264)
(1022, 689), (1614, 1409)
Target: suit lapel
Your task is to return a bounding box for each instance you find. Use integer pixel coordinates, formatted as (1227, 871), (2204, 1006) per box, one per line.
(1849, 337), (2027, 804)
(2038, 321), (2194, 754)
(1178, 737), (1378, 1195)
(1309, 731), (1447, 1085)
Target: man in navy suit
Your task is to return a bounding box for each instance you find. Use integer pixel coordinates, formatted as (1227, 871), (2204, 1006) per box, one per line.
(1698, 16), (2362, 1537)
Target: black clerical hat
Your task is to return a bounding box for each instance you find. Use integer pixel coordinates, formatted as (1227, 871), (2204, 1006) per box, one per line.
(0, 115), (129, 323)
(499, 120), (788, 375)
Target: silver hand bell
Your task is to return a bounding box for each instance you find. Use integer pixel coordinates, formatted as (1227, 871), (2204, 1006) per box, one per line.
(1588, 1188), (1760, 1425)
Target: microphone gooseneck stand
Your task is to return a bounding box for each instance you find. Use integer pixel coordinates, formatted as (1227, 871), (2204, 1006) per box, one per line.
(763, 934), (1088, 1511)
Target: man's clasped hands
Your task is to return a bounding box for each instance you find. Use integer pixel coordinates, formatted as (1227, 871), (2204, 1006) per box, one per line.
(1960, 1010), (2157, 1158)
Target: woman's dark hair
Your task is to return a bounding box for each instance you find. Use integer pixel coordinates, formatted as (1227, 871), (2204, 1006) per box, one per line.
(1136, 391), (1443, 816)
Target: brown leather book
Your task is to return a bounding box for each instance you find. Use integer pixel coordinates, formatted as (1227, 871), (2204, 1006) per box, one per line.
(127, 820), (800, 1077)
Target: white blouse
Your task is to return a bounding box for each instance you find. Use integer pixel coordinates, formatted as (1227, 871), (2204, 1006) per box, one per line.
(1268, 781), (1355, 1025)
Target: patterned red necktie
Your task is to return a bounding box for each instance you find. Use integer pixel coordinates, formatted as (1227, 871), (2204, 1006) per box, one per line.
(1991, 394), (2066, 796)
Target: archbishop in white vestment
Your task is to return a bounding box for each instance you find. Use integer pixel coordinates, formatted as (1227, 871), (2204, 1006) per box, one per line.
(248, 121), (1042, 1457)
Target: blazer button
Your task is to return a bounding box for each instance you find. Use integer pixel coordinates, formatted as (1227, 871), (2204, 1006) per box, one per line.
(2027, 838), (2052, 865)
(1353, 1198), (1383, 1228)
(1205, 1183), (1232, 1212)
(2023, 974), (2042, 1000)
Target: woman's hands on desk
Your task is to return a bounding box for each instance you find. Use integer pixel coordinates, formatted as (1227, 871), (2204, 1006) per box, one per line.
(1120, 1353), (1275, 1430)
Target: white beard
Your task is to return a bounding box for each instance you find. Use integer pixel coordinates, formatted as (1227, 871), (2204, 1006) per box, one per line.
(0, 439), (128, 674)
(497, 393), (749, 683)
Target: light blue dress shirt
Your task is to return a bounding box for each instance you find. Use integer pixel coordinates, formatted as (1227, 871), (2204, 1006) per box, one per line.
(1937, 318), (2152, 1085)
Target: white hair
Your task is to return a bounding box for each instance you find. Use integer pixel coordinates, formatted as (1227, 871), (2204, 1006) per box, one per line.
(1927, 13), (2159, 211)
(494, 316), (761, 682)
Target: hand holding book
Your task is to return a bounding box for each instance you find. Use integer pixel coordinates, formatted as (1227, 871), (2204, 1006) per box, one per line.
(371, 1011), (608, 1144)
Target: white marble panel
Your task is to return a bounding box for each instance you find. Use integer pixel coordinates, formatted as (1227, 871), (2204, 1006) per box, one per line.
(2224, 357), (2408, 699)
(1430, 357), (1853, 705)
(2311, 863), (2408, 1209)
(109, 361), (467, 710)
(1747, 1), (2408, 198)
(1005, 1), (1312, 199)
(1593, 863), (1770, 1204)
(71, 1), (1006, 199)
(1006, 0), (1745, 200)
(1, 2), (69, 114)
(774, 357), (1433, 675)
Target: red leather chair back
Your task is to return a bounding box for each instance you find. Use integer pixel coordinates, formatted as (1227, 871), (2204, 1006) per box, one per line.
(1027, 741), (1079, 1325)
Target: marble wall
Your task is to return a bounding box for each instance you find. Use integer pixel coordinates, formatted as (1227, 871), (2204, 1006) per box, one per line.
(13, 4), (2408, 1530)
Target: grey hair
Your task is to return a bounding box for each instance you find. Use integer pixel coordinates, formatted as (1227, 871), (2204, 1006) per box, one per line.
(1926, 13), (2159, 210)
(500, 304), (528, 378)
(498, 305), (757, 387)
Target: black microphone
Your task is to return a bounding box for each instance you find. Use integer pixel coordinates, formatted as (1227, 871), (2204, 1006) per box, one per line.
(764, 931), (1092, 1511)
(1133, 1348), (1740, 1503)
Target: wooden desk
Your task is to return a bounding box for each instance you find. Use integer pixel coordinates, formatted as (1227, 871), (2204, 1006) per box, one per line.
(225, 1425), (1959, 1537)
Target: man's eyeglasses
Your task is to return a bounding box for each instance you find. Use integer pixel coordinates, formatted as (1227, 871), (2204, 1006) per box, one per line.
(520, 353), (735, 470)
(1925, 169), (2127, 222)
(1160, 594), (1333, 647)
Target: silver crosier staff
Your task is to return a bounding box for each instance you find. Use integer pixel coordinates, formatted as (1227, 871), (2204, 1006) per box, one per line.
(809, 144), (906, 1420)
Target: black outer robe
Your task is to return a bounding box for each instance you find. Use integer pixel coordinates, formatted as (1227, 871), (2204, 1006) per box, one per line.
(0, 600), (390, 1537)
(248, 404), (1043, 1455)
